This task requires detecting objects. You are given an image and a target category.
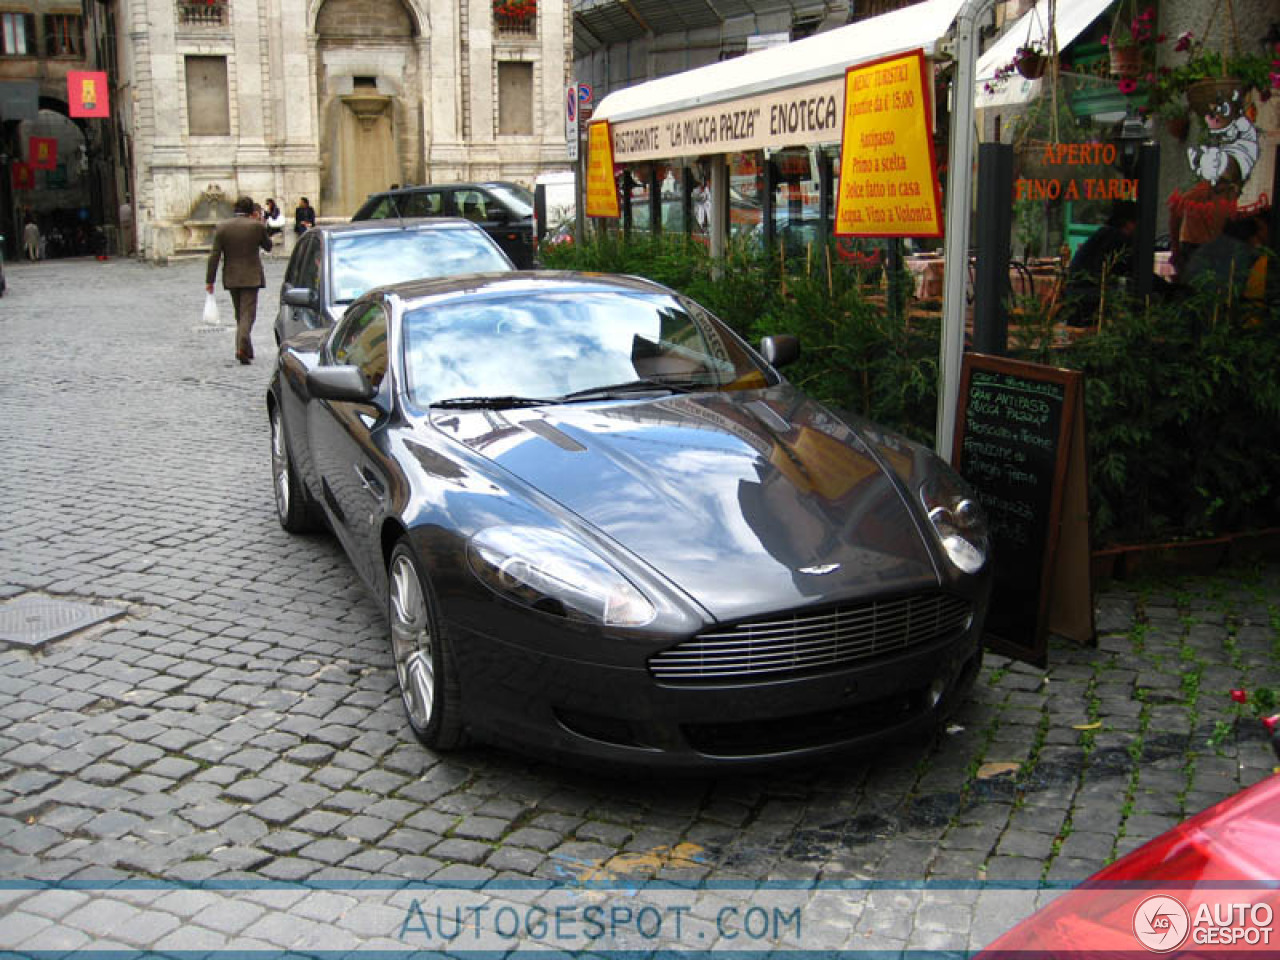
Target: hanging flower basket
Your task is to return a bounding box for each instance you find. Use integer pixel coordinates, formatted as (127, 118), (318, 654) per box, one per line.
(1015, 49), (1048, 80)
(1108, 45), (1143, 77)
(1186, 77), (1244, 117)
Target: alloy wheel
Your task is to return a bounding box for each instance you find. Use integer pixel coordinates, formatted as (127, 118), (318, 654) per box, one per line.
(389, 553), (436, 729)
(270, 410), (290, 520)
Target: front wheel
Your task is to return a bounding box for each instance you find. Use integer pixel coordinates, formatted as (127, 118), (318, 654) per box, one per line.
(388, 539), (464, 750)
(269, 405), (318, 533)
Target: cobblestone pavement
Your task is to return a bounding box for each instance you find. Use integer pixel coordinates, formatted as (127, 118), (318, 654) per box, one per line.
(1, 256), (1278, 953)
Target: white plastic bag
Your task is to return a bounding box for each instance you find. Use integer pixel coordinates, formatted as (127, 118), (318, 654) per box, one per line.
(203, 292), (220, 326)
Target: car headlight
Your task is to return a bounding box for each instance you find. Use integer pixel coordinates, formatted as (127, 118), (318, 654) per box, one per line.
(919, 470), (989, 575)
(467, 526), (656, 626)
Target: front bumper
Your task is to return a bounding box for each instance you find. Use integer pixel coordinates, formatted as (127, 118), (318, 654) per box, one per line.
(447, 596), (987, 770)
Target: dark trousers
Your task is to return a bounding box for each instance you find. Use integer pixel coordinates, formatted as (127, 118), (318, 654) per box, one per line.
(230, 287), (259, 360)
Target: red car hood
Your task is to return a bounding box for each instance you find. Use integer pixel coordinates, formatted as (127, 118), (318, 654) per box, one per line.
(981, 773), (1280, 957)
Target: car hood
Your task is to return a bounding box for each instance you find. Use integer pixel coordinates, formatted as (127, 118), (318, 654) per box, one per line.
(430, 387), (941, 622)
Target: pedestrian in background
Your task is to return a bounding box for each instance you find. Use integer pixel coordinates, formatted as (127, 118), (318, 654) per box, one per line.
(294, 197), (316, 235)
(264, 198), (285, 237)
(23, 217), (39, 261)
(206, 195), (272, 365)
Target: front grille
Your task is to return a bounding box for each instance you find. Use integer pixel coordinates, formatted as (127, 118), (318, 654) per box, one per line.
(649, 593), (971, 684)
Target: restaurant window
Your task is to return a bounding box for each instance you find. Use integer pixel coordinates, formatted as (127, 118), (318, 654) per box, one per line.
(44, 13), (81, 56)
(1, 12), (34, 55)
(497, 61), (533, 136)
(729, 152), (764, 241)
(185, 55), (230, 136)
(769, 148), (821, 258)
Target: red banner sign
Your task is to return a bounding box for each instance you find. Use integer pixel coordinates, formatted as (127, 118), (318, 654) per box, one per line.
(29, 136), (57, 170)
(11, 163), (34, 191)
(68, 71), (109, 118)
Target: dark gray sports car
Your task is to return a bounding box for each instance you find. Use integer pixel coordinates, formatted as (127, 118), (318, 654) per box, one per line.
(267, 272), (991, 768)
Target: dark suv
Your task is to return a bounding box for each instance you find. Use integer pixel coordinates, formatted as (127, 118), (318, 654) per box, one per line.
(352, 182), (535, 268)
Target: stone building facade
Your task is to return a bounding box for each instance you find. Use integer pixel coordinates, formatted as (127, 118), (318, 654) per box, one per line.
(117, 0), (572, 258)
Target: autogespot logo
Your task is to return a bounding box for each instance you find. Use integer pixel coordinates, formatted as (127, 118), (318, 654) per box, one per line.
(1133, 895), (1191, 952)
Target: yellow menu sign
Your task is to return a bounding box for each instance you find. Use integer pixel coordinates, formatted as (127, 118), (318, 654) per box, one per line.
(834, 50), (942, 238)
(585, 121), (620, 218)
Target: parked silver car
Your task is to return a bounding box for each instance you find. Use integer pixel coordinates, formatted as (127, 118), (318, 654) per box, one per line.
(273, 218), (513, 344)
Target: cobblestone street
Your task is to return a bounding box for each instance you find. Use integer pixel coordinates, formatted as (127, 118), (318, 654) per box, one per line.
(2, 256), (1278, 952)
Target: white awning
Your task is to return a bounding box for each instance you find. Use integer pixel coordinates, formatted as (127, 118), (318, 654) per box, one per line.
(594, 0), (968, 126)
(974, 0), (1114, 108)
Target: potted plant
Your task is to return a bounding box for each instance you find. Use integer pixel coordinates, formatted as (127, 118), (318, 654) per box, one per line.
(493, 0), (536, 22)
(1015, 41), (1049, 80)
(1102, 2), (1160, 78)
(1158, 31), (1280, 117)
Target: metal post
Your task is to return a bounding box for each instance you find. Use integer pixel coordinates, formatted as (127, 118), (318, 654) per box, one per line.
(937, 0), (999, 461)
(974, 142), (1013, 356)
(818, 151), (833, 249)
(1132, 142), (1159, 302)
(649, 164), (661, 236)
(886, 240), (903, 325)
(710, 157), (728, 265)
(763, 156), (777, 252)
(682, 167), (694, 238)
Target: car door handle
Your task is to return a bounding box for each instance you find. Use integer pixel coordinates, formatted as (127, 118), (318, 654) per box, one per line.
(355, 465), (385, 500)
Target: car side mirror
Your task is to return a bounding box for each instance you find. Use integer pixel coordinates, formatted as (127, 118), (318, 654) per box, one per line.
(307, 365), (376, 403)
(283, 285), (318, 310)
(760, 334), (800, 369)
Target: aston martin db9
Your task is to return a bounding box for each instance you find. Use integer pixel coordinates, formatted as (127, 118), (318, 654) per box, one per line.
(267, 272), (991, 767)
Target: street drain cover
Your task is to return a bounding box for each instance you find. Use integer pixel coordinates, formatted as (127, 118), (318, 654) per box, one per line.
(0, 595), (127, 650)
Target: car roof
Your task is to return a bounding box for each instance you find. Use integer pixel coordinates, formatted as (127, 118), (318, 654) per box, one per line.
(306, 217), (486, 237)
(371, 181), (527, 196)
(378, 271), (673, 307)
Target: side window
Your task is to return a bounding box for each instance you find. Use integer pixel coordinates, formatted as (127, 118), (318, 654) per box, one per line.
(331, 303), (389, 389)
(403, 191), (442, 218)
(453, 190), (487, 222)
(295, 235), (321, 291)
(365, 196), (394, 218)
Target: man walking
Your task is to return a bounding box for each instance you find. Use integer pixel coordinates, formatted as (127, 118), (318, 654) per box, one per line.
(206, 196), (271, 364)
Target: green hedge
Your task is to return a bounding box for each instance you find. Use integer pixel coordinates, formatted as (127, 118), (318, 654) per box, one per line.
(540, 234), (1280, 545)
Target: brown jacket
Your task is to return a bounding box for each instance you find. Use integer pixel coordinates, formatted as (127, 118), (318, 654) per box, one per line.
(206, 214), (271, 289)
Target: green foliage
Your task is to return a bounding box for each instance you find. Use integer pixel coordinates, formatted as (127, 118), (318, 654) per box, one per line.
(1053, 290), (1280, 543)
(541, 234), (1280, 545)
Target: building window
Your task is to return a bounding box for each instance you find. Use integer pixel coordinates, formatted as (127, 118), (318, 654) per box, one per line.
(185, 55), (231, 136)
(176, 0), (227, 26)
(497, 61), (533, 136)
(1, 12), (34, 55)
(44, 13), (82, 56)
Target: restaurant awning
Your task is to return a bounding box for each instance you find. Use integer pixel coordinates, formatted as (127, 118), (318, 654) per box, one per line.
(974, 0), (1114, 109)
(595, 0), (967, 160)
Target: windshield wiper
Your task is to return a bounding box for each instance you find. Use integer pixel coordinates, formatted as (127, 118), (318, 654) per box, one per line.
(432, 395), (552, 410)
(557, 378), (705, 403)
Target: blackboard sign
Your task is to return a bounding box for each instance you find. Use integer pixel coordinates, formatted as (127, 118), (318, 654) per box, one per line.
(952, 354), (1092, 666)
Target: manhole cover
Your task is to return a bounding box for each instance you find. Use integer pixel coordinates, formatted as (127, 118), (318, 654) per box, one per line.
(0, 595), (127, 650)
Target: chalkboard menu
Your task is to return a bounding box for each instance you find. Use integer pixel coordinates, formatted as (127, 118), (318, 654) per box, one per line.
(952, 354), (1092, 666)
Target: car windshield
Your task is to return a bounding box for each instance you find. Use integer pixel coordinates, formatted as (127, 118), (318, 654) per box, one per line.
(329, 229), (511, 304)
(484, 184), (534, 218)
(401, 289), (772, 407)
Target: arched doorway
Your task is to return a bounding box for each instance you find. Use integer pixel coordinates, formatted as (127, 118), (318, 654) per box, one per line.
(7, 103), (97, 257)
(314, 0), (422, 217)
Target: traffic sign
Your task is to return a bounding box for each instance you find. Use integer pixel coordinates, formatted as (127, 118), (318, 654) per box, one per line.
(565, 84), (579, 160)
(578, 83), (593, 105)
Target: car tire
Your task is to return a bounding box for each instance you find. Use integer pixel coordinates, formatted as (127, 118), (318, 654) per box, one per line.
(269, 405), (319, 533)
(388, 538), (465, 750)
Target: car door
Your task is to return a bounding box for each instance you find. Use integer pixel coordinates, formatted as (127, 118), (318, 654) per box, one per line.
(279, 231), (324, 340)
(307, 300), (394, 591)
(475, 188), (534, 267)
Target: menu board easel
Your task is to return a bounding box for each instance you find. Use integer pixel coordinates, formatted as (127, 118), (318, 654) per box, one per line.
(952, 353), (1094, 666)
